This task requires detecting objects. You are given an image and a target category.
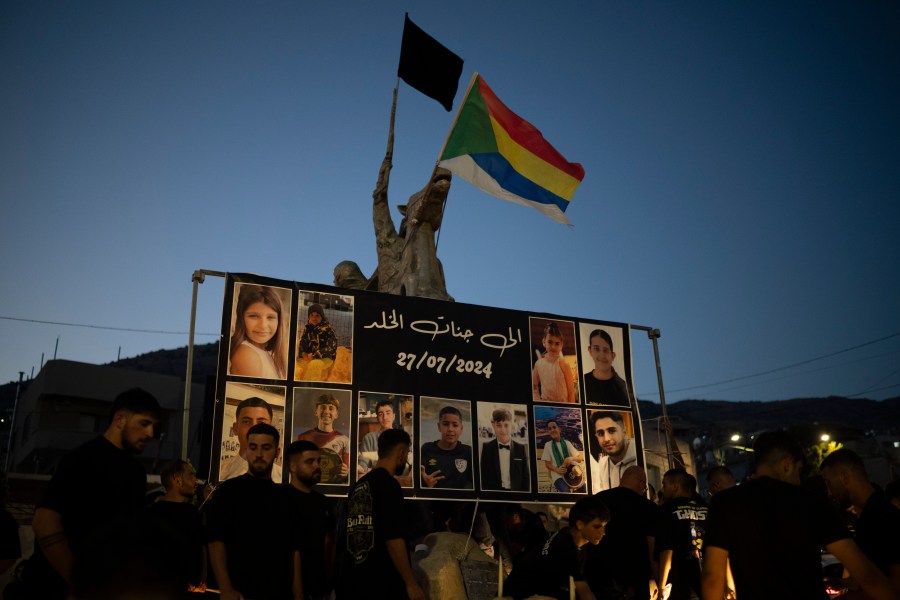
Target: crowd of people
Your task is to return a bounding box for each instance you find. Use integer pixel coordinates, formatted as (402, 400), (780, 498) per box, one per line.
(7, 387), (900, 600)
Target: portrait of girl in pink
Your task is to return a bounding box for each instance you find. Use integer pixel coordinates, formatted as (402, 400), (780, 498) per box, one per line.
(228, 284), (290, 379)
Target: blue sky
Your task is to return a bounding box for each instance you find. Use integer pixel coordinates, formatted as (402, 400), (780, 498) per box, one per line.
(2, 1), (898, 403)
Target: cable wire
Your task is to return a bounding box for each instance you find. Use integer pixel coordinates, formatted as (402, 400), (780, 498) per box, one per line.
(0, 315), (219, 337)
(640, 331), (900, 397)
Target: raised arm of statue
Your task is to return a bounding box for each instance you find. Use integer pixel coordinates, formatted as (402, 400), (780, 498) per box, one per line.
(373, 87), (398, 242)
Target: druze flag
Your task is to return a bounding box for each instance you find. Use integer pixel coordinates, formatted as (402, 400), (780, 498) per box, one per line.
(438, 73), (585, 225)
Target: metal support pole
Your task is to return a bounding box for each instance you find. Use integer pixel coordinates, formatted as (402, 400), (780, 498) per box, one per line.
(632, 325), (678, 470)
(647, 328), (676, 470)
(5, 371), (24, 472)
(182, 269), (226, 461)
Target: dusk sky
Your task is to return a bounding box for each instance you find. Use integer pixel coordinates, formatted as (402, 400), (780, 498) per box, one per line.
(2, 1), (898, 404)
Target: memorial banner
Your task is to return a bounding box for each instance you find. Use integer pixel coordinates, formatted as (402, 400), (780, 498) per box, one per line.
(213, 272), (643, 502)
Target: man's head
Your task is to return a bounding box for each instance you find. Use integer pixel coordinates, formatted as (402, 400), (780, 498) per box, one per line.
(246, 423), (280, 479)
(570, 496), (610, 546)
(490, 408), (513, 444)
(503, 504), (529, 532)
(820, 448), (870, 510)
(160, 460), (198, 500)
(706, 465), (736, 497)
(377, 427), (411, 476)
(661, 468), (693, 502)
(285, 440), (321, 488)
(315, 394), (340, 432)
(375, 399), (395, 431)
(547, 419), (562, 442)
(587, 329), (616, 375)
(619, 465), (649, 496)
(233, 397), (273, 453)
(590, 411), (628, 463)
(108, 388), (161, 454)
(752, 430), (805, 485)
(437, 406), (463, 449)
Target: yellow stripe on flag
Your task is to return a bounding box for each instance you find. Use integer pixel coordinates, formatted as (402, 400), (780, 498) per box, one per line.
(489, 115), (582, 201)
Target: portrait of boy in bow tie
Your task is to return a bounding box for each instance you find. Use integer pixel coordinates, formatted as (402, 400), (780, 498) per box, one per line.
(479, 404), (531, 492)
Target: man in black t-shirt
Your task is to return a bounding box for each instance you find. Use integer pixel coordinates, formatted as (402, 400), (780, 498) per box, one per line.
(283, 440), (336, 600)
(26, 388), (161, 600)
(586, 465), (659, 600)
(343, 428), (424, 600)
(657, 468), (707, 600)
(702, 430), (897, 600)
(206, 423), (301, 600)
(147, 459), (206, 592)
(821, 448), (900, 593)
(505, 495), (610, 600)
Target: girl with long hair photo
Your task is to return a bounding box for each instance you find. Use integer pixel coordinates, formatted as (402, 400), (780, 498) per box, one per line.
(228, 284), (289, 379)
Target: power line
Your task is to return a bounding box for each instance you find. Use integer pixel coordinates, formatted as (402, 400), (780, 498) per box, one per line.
(664, 349), (900, 400)
(639, 331), (900, 397)
(848, 383), (900, 397)
(847, 366), (900, 398)
(0, 315), (219, 337)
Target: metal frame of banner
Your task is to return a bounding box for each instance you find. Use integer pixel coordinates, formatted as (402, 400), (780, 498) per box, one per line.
(630, 325), (676, 471)
(181, 270), (675, 472)
(181, 269), (227, 460)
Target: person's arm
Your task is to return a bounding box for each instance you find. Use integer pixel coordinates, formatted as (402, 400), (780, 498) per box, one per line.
(559, 360), (575, 403)
(647, 534), (659, 598)
(187, 545), (209, 592)
(385, 537), (425, 600)
(725, 558), (736, 599)
(291, 550), (303, 600)
(324, 530), (336, 588)
(323, 328), (338, 359)
(420, 465), (444, 487)
(701, 545), (729, 600)
(826, 538), (899, 600)
(659, 549), (673, 590)
(574, 579), (597, 600)
(208, 540), (243, 600)
(532, 364), (541, 401)
(0, 559), (15, 577)
(32, 507), (74, 588)
(568, 441), (584, 464)
(887, 564), (900, 595)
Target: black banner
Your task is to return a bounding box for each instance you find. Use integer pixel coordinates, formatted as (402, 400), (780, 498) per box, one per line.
(213, 273), (643, 502)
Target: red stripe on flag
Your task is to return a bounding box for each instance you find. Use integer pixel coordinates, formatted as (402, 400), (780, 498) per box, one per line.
(476, 76), (585, 182)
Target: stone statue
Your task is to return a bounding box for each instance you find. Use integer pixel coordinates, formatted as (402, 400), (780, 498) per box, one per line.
(334, 88), (454, 302)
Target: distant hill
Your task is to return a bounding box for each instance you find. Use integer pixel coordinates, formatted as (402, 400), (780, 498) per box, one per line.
(0, 343), (220, 411)
(638, 396), (900, 437)
(109, 342), (220, 381)
(2, 344), (897, 436)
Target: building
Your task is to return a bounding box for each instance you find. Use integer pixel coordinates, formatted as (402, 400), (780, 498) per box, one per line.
(7, 359), (203, 476)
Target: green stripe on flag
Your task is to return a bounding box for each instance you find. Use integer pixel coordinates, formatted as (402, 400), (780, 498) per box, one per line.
(440, 83), (498, 160)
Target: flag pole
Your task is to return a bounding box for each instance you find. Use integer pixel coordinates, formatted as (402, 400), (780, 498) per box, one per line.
(389, 76), (399, 161)
(433, 71), (478, 251)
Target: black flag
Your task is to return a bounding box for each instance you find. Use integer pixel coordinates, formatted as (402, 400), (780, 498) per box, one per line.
(397, 14), (464, 111)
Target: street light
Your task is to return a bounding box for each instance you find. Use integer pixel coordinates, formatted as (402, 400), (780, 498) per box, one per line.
(820, 434), (830, 442)
(730, 434), (741, 443)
